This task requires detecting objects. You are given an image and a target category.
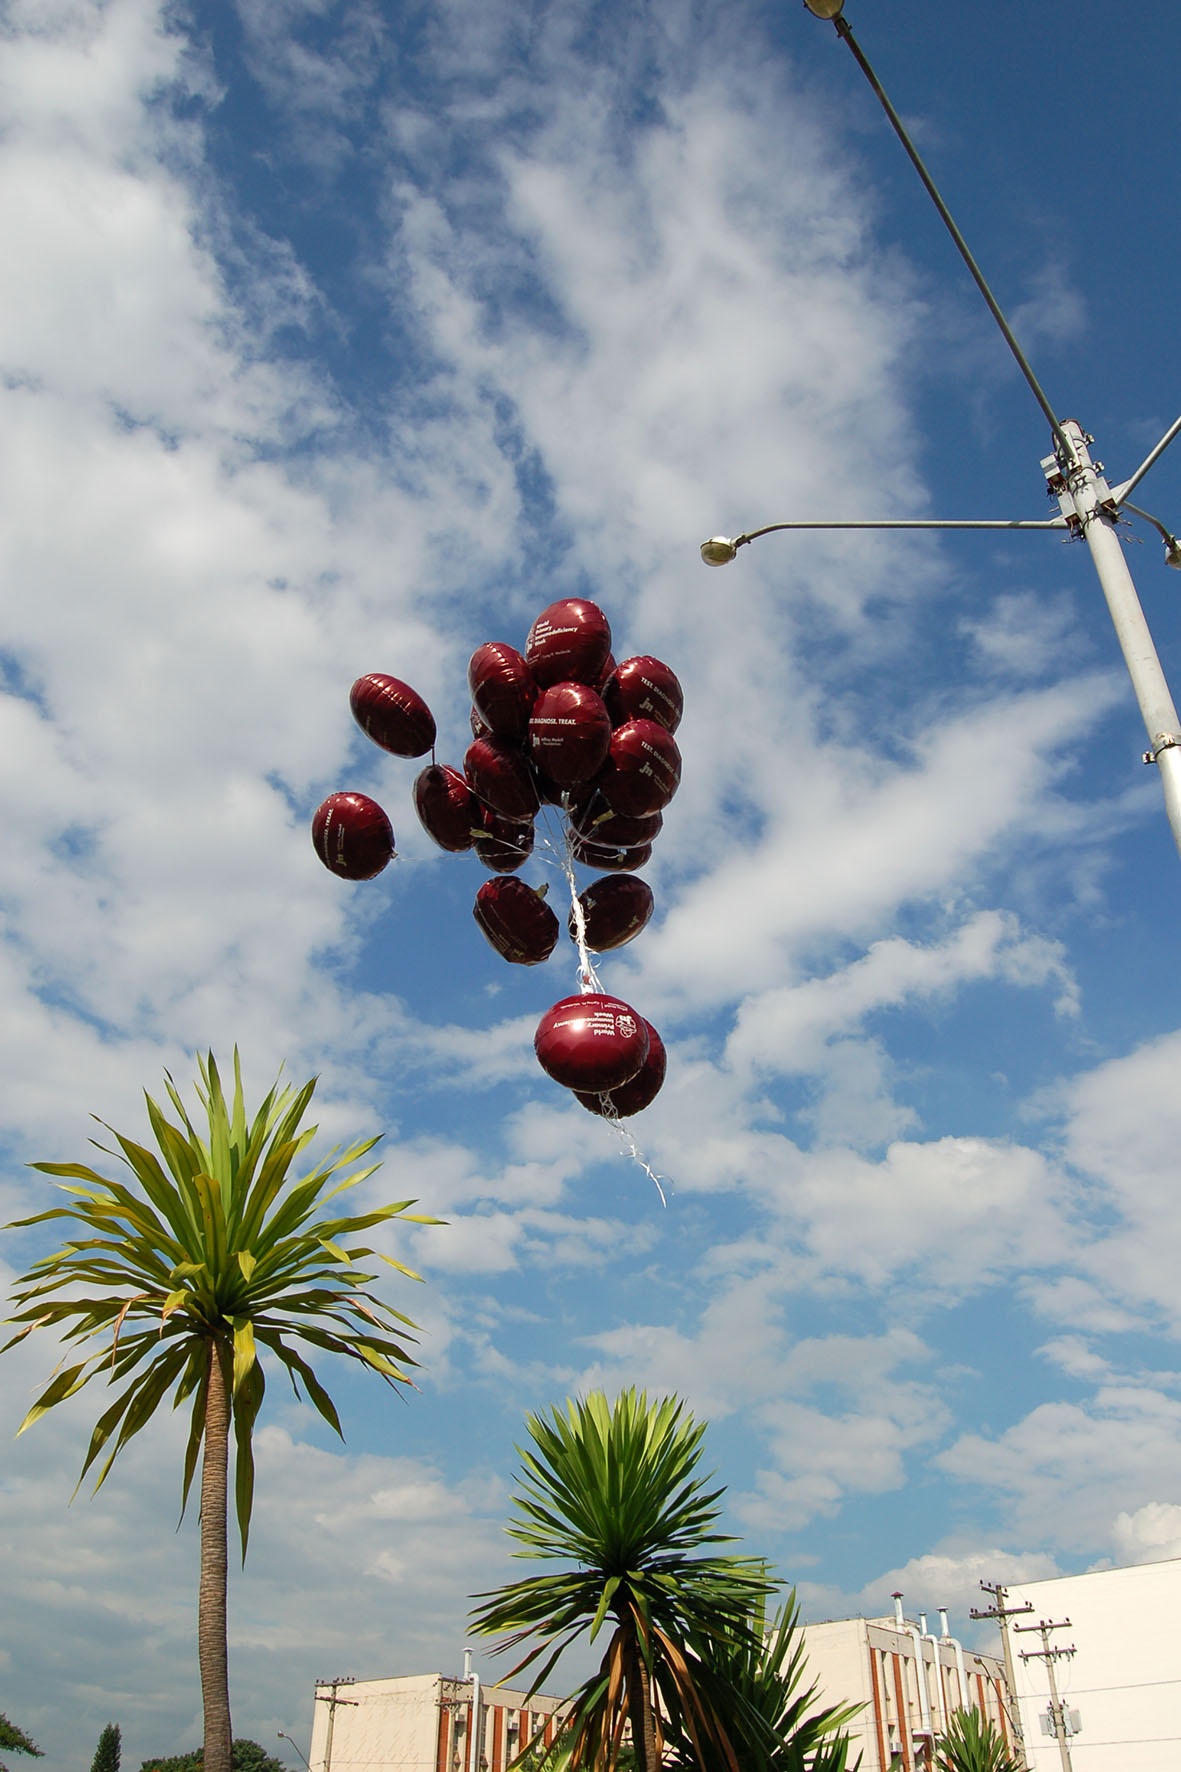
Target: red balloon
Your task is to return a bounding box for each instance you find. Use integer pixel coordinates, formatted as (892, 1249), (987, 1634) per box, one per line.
(350, 674), (436, 757)
(534, 993), (649, 1092)
(569, 794), (663, 848)
(465, 735), (541, 820)
(604, 656), (683, 734)
(595, 652), (618, 692)
(414, 764), (477, 852)
(468, 642), (538, 740)
(312, 792), (395, 880)
(529, 681), (613, 785)
(572, 875), (654, 951)
(599, 719), (681, 817)
(474, 877), (559, 965)
(473, 807), (534, 873)
(470, 704), (492, 741)
(525, 599), (612, 688)
(570, 836), (653, 872)
(576, 1024), (666, 1117)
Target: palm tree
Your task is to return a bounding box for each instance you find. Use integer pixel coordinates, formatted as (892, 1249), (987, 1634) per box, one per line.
(666, 1590), (862, 1772)
(933, 1712), (1023, 1772)
(469, 1389), (772, 1772)
(3, 1052), (436, 1772)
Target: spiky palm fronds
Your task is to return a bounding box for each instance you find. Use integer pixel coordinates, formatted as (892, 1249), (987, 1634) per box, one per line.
(470, 1389), (772, 1772)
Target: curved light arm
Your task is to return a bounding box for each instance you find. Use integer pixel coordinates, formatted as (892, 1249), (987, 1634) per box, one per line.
(1120, 501), (1181, 569)
(701, 515), (1066, 566)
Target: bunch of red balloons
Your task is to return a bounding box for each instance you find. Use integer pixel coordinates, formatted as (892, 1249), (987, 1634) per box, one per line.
(311, 597), (681, 1118)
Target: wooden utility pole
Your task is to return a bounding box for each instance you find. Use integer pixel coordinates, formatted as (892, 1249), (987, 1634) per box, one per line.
(970, 1582), (1033, 1766)
(1013, 1620), (1076, 1772)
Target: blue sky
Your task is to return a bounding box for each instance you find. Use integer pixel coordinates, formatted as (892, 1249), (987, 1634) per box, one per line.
(4, 0), (1181, 1767)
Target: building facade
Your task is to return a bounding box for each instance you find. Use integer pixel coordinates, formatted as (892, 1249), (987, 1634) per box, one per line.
(309, 1672), (568, 1772)
(1006, 1557), (1181, 1772)
(800, 1600), (1013, 1771)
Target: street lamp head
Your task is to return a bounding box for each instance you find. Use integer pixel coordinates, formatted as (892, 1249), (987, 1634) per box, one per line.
(803, 0), (845, 18)
(700, 536), (738, 566)
(1166, 536), (1181, 570)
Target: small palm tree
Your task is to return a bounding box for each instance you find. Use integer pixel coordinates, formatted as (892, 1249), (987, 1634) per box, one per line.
(669, 1591), (862, 1772)
(4, 1052), (436, 1772)
(469, 1389), (772, 1772)
(933, 1711), (1022, 1772)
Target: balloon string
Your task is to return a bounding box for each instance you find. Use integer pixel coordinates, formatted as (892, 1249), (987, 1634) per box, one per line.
(594, 1102), (669, 1207)
(560, 821), (602, 995)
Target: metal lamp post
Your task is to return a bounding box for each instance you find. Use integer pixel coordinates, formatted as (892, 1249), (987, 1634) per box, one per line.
(703, 0), (1181, 858)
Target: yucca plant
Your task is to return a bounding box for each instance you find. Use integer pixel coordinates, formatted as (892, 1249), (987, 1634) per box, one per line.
(3, 1052), (437, 1772)
(666, 1590), (862, 1772)
(933, 1710), (1023, 1772)
(469, 1389), (772, 1772)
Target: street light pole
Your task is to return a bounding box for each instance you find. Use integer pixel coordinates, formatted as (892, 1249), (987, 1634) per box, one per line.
(704, 0), (1181, 860)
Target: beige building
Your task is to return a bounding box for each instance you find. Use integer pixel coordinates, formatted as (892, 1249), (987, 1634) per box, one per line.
(1006, 1557), (1181, 1772)
(800, 1599), (1013, 1771)
(309, 1671), (567, 1772)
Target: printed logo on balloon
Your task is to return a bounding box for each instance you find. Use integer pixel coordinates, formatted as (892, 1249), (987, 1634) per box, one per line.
(311, 599), (681, 1155)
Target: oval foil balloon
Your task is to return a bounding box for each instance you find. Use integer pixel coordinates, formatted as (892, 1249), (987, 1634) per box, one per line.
(599, 718), (681, 817)
(576, 1023), (666, 1118)
(534, 993), (649, 1092)
(529, 681), (613, 785)
(470, 704), (492, 741)
(468, 642), (538, 740)
(570, 835), (653, 873)
(573, 875), (654, 952)
(473, 807), (534, 873)
(312, 792), (395, 880)
(350, 674), (436, 757)
(569, 794), (663, 849)
(525, 598), (612, 688)
(465, 735), (541, 820)
(474, 877), (559, 965)
(413, 763), (476, 852)
(604, 656), (684, 734)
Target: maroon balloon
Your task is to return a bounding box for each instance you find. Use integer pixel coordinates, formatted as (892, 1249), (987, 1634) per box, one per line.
(599, 719), (681, 817)
(572, 875), (654, 952)
(473, 807), (534, 873)
(312, 792), (395, 881)
(575, 1023), (667, 1117)
(468, 642), (538, 740)
(349, 674), (436, 757)
(529, 681), (613, 785)
(413, 764), (477, 852)
(534, 993), (649, 1092)
(569, 794), (663, 848)
(465, 735), (541, 820)
(470, 704), (492, 741)
(570, 836), (653, 873)
(474, 877), (560, 965)
(525, 598), (613, 688)
(603, 656), (684, 734)
(594, 652), (618, 692)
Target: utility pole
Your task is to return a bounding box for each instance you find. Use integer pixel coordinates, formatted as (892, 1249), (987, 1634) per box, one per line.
(314, 1676), (358, 1772)
(1014, 1620), (1076, 1772)
(970, 1582), (1033, 1767)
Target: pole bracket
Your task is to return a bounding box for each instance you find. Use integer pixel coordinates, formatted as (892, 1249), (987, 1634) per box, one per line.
(1143, 734), (1181, 765)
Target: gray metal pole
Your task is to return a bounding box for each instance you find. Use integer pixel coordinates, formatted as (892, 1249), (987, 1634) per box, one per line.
(1053, 422), (1181, 858)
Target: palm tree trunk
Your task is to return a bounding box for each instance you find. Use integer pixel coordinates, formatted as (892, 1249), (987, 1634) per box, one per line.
(625, 1629), (660, 1772)
(199, 1337), (233, 1772)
